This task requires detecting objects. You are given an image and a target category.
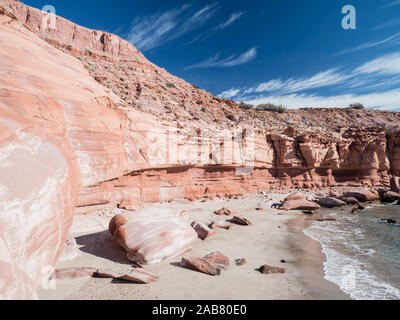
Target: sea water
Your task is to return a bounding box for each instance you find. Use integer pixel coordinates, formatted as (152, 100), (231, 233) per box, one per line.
(304, 204), (400, 300)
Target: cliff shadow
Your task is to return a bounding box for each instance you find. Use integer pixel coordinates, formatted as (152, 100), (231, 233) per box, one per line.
(75, 231), (131, 265)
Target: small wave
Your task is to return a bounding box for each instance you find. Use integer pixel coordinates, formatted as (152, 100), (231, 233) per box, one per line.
(304, 221), (400, 300)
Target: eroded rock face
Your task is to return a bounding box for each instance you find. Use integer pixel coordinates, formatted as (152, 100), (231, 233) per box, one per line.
(0, 98), (79, 299)
(109, 209), (198, 264)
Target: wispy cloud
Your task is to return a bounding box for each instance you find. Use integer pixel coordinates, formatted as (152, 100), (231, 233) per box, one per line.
(217, 51), (400, 110)
(215, 11), (245, 30)
(373, 18), (400, 30)
(333, 33), (400, 56)
(244, 69), (348, 95)
(244, 90), (400, 111)
(382, 0), (400, 8)
(184, 47), (257, 70)
(354, 52), (400, 75)
(184, 11), (245, 46)
(127, 3), (218, 51)
(219, 88), (241, 99)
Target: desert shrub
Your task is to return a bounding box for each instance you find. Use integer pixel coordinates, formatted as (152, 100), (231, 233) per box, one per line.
(256, 103), (286, 113)
(165, 83), (176, 88)
(239, 102), (254, 110)
(348, 103), (365, 110)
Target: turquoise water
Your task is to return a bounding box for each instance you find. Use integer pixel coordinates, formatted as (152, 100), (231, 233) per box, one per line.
(304, 204), (400, 300)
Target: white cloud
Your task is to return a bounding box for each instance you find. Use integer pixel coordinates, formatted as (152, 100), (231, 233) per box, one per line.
(184, 47), (257, 70)
(245, 69), (348, 94)
(215, 11), (245, 30)
(127, 3), (218, 51)
(382, 0), (400, 8)
(354, 52), (400, 75)
(334, 33), (400, 56)
(244, 90), (400, 111)
(218, 88), (240, 99)
(219, 51), (400, 110)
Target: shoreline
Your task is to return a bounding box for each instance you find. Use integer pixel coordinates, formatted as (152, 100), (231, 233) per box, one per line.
(286, 215), (351, 300)
(38, 193), (351, 300)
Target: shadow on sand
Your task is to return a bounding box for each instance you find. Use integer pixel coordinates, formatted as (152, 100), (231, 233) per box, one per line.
(75, 230), (130, 265)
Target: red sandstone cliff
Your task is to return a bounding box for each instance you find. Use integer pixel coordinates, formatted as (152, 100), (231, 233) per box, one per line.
(0, 0), (399, 299)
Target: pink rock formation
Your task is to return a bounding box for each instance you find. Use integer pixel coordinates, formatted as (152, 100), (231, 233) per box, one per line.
(279, 199), (321, 211)
(109, 209), (197, 264)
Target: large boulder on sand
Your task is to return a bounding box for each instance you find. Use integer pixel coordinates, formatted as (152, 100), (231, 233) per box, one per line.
(344, 190), (380, 202)
(279, 198), (321, 211)
(317, 197), (347, 208)
(109, 208), (197, 264)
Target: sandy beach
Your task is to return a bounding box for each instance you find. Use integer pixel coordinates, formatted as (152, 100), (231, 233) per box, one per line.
(37, 193), (350, 300)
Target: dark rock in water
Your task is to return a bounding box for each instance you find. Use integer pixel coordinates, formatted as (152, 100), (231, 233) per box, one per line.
(381, 219), (397, 224)
(280, 259), (287, 264)
(396, 200), (400, 206)
(378, 190), (400, 203)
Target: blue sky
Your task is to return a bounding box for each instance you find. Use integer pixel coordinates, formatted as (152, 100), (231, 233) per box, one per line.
(24, 0), (400, 110)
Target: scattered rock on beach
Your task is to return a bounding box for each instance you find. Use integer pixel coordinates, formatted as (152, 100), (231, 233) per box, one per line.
(181, 257), (221, 276)
(231, 216), (252, 226)
(204, 252), (230, 270)
(117, 268), (158, 284)
(55, 267), (97, 280)
(257, 265), (286, 275)
(235, 258), (247, 266)
(214, 207), (234, 216)
(94, 269), (122, 279)
(210, 220), (234, 230)
(191, 221), (216, 240)
(344, 191), (379, 202)
(317, 197), (347, 208)
(181, 252), (230, 276)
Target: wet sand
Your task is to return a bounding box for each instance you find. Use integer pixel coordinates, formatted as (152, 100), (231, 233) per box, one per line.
(38, 194), (350, 300)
